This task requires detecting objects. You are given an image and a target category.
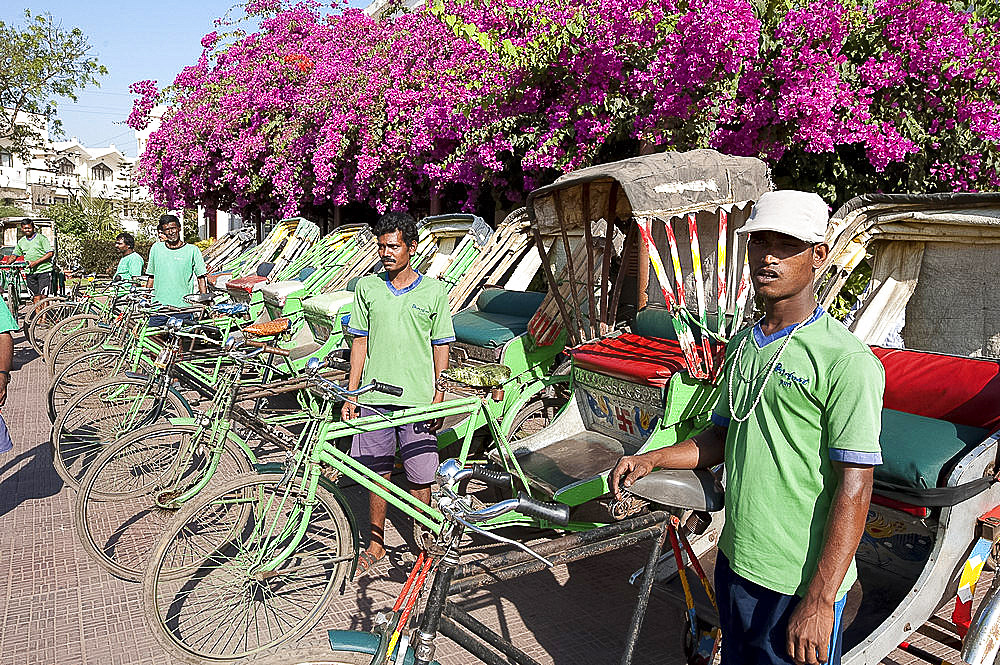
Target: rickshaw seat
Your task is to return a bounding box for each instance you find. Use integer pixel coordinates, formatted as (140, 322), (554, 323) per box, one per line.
(872, 347), (1000, 496)
(261, 280), (306, 307)
(453, 289), (546, 348)
(227, 275), (267, 294)
(513, 431), (632, 495)
(569, 333), (689, 387)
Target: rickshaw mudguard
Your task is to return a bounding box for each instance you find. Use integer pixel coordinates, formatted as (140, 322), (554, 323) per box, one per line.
(253, 462), (362, 579)
(326, 629), (424, 664)
(498, 373), (571, 437)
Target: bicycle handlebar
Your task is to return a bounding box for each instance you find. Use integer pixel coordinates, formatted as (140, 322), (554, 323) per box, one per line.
(243, 339), (290, 356)
(371, 380), (403, 397)
(515, 492), (571, 526)
(469, 465), (512, 487)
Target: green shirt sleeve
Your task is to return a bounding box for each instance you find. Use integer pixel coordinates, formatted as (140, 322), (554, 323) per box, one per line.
(0, 297), (16, 333)
(147, 243), (159, 275)
(430, 284), (454, 344)
(825, 351), (885, 464)
(192, 245), (206, 277)
(349, 281), (369, 336)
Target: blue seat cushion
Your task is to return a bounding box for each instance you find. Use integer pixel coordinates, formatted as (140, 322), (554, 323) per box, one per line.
(876, 408), (989, 490)
(454, 289), (546, 348)
(454, 310), (534, 348)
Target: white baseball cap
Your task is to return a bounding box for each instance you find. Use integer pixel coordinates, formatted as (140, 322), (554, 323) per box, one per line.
(737, 190), (830, 243)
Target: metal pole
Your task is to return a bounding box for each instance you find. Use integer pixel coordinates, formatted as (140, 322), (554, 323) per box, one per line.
(620, 521), (670, 665)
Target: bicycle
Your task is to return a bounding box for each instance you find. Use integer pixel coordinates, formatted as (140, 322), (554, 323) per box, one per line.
(74, 329), (308, 581)
(0, 260), (27, 320)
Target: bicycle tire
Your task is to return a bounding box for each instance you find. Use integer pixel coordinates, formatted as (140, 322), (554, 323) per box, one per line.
(43, 313), (99, 366)
(245, 647), (374, 665)
(50, 325), (116, 378)
(51, 376), (191, 490)
(143, 473), (354, 663)
(23, 295), (62, 329)
(506, 390), (570, 441)
(47, 350), (150, 422)
(27, 300), (76, 355)
(75, 424), (253, 582)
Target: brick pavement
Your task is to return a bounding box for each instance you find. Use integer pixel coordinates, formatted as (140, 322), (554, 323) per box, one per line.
(0, 327), (972, 665)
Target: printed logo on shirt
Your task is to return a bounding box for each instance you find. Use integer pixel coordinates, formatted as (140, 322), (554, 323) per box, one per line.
(774, 362), (810, 388)
(411, 303), (432, 316)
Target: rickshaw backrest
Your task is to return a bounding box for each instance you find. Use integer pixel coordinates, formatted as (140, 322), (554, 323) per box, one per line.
(873, 347), (1000, 432)
(475, 289), (546, 318)
(632, 307), (722, 344)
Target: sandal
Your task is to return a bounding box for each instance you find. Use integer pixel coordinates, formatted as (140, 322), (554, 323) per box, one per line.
(354, 550), (386, 581)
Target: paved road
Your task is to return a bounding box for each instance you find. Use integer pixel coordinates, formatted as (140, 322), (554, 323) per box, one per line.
(0, 327), (972, 664)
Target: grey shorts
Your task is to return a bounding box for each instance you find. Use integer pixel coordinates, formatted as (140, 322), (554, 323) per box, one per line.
(25, 273), (50, 296)
(349, 405), (439, 485)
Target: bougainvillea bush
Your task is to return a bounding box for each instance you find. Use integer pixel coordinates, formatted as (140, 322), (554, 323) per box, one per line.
(131, 0), (1000, 217)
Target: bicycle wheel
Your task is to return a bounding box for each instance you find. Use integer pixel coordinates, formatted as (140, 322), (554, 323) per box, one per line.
(75, 424), (253, 582)
(143, 473), (354, 663)
(28, 300), (76, 354)
(48, 350), (150, 422)
(51, 376), (191, 490)
(506, 389), (571, 441)
(50, 325), (117, 377)
(43, 313), (98, 366)
(245, 647), (373, 665)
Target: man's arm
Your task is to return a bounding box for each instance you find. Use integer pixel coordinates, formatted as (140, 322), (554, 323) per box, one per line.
(610, 424), (727, 501)
(428, 343), (450, 432)
(342, 336), (368, 420)
(29, 250), (53, 271)
(197, 275), (207, 294)
(786, 462), (872, 665)
(0, 331), (12, 407)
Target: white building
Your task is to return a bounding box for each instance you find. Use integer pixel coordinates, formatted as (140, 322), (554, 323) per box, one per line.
(0, 108), (154, 232)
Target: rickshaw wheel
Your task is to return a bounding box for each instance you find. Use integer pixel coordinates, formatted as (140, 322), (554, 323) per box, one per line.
(74, 424), (252, 582)
(506, 389), (570, 441)
(143, 473), (353, 664)
(49, 326), (114, 377)
(51, 376), (190, 490)
(48, 349), (147, 422)
(42, 312), (98, 365)
(27, 300), (76, 355)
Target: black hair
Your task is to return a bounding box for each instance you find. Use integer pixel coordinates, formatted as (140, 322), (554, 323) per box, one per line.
(116, 232), (135, 249)
(158, 214), (180, 231)
(20, 218), (34, 227)
(373, 211), (418, 247)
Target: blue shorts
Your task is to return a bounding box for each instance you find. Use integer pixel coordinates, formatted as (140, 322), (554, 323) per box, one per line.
(349, 405), (439, 485)
(715, 551), (846, 665)
(147, 311), (195, 327)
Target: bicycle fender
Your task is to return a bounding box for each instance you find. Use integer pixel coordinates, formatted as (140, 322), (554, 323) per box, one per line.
(499, 373), (570, 436)
(326, 630), (423, 665)
(253, 462), (362, 580)
(167, 385), (195, 417)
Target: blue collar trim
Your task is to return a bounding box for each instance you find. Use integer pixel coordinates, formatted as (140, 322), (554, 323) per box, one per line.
(384, 271), (422, 296)
(753, 305), (824, 347)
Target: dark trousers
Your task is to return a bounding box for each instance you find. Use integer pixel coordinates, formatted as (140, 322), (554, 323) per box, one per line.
(715, 551), (846, 665)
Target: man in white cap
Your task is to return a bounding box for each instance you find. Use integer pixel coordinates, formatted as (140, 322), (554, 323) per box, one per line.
(612, 191), (884, 665)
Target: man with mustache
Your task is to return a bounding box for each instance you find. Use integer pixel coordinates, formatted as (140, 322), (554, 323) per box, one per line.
(611, 191), (884, 665)
(343, 211), (454, 579)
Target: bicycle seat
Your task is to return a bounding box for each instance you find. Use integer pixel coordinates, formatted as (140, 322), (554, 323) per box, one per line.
(441, 364), (512, 388)
(183, 292), (217, 305)
(626, 469), (724, 512)
(243, 317), (291, 338)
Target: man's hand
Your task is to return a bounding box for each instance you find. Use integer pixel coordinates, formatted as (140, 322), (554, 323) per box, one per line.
(609, 454), (655, 502)
(341, 402), (358, 421)
(428, 388), (445, 433)
(786, 594), (835, 665)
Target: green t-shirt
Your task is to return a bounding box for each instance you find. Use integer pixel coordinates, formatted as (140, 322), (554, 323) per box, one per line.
(114, 252), (145, 285)
(712, 308), (884, 600)
(0, 296), (16, 332)
(147, 242), (206, 308)
(15, 233), (52, 274)
(349, 272), (455, 407)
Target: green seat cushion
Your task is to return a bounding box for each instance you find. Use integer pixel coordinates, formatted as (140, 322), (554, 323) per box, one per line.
(453, 310), (532, 348)
(475, 289), (545, 318)
(302, 291), (354, 319)
(876, 408), (989, 490)
(633, 307), (721, 342)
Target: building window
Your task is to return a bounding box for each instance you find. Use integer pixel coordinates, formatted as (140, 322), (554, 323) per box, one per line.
(0, 152), (12, 168)
(57, 159), (74, 175)
(92, 163), (112, 181)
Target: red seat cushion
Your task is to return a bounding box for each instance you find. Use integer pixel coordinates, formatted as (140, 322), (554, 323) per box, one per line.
(873, 347), (1000, 432)
(569, 333), (692, 387)
(226, 275), (267, 294)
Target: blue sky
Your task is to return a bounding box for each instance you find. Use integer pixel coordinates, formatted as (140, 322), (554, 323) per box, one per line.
(2, 2), (366, 157)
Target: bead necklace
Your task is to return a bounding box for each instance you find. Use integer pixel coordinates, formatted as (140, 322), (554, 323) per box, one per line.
(727, 312), (814, 423)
